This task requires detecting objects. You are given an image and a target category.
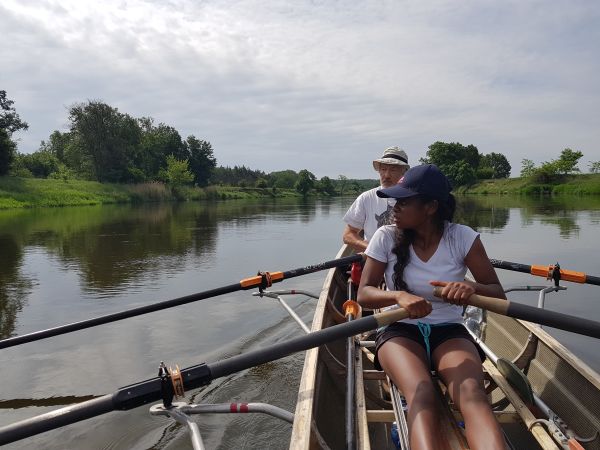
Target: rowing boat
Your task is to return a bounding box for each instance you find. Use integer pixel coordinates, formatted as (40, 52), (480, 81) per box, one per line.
(290, 245), (600, 450)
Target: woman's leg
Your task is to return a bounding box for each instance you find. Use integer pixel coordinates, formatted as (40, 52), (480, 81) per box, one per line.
(432, 338), (506, 450)
(378, 337), (447, 450)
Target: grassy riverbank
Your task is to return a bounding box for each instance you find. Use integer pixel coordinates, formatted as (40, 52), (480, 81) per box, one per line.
(456, 173), (600, 195)
(0, 177), (301, 209)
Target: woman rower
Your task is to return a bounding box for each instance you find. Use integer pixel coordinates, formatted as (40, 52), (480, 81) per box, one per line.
(357, 164), (506, 450)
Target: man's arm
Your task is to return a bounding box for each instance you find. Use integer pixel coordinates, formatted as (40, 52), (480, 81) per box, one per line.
(343, 224), (368, 252)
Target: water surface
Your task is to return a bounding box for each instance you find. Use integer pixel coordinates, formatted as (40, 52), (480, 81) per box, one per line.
(0, 195), (599, 449)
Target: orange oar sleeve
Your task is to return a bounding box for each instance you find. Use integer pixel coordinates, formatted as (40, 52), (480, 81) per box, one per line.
(530, 265), (587, 284)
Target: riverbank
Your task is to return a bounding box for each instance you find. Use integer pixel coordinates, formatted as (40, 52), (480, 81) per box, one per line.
(456, 173), (600, 195)
(3, 173), (600, 210)
(0, 177), (303, 209)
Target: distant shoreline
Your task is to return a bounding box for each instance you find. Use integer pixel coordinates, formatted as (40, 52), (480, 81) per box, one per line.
(1, 174), (599, 210)
(455, 173), (600, 196)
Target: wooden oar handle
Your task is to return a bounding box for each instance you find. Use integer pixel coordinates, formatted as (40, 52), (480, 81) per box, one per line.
(432, 287), (509, 315)
(374, 307), (410, 327)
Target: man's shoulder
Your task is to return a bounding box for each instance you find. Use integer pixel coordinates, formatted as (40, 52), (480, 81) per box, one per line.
(357, 186), (382, 200)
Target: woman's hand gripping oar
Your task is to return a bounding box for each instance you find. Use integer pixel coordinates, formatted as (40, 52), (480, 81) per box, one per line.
(431, 285), (600, 339)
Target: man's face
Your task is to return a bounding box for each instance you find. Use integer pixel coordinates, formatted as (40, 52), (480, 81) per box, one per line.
(378, 163), (408, 188)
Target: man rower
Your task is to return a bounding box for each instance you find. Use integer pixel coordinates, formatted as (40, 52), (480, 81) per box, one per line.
(342, 146), (410, 252)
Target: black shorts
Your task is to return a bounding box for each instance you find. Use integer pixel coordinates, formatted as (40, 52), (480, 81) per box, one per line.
(374, 322), (485, 370)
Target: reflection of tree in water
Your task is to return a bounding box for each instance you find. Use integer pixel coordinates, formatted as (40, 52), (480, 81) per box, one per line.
(214, 198), (317, 228)
(455, 197), (509, 233)
(456, 195), (598, 238)
(0, 201), (316, 299)
(518, 198), (581, 239)
(51, 204), (221, 291)
(589, 210), (600, 225)
(0, 235), (33, 339)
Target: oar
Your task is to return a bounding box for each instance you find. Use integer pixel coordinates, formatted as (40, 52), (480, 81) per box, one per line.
(432, 288), (600, 338)
(490, 259), (600, 286)
(0, 254), (363, 350)
(0, 306), (408, 445)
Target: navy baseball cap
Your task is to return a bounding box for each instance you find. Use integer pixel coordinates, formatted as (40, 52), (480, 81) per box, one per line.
(376, 164), (451, 202)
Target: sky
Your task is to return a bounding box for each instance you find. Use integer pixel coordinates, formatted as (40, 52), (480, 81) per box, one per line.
(2, 0), (599, 179)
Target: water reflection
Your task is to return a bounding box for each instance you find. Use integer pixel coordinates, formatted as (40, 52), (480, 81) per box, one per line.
(0, 235), (32, 339)
(457, 195), (600, 238)
(1, 196), (600, 449)
(0, 199), (321, 338)
(455, 197), (509, 233)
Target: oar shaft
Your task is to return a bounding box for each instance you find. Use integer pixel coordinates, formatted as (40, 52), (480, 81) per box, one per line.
(490, 259), (600, 286)
(0, 283), (243, 349)
(0, 254), (363, 350)
(0, 394), (115, 445)
(0, 306), (407, 445)
(432, 288), (600, 339)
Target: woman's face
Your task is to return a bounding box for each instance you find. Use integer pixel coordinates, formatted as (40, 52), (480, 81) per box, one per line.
(393, 196), (436, 228)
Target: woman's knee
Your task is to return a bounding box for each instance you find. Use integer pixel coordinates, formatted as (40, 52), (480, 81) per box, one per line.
(409, 380), (438, 407)
(455, 379), (488, 409)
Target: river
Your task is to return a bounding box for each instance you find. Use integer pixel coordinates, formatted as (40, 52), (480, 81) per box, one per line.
(0, 195), (599, 449)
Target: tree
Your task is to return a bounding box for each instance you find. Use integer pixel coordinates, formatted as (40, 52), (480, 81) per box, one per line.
(0, 91), (28, 175)
(160, 154), (194, 187)
(532, 161), (560, 183)
(270, 170), (298, 189)
(13, 150), (60, 178)
(295, 169), (316, 196)
(589, 161), (600, 174)
(337, 175), (349, 195)
(422, 142), (480, 186)
(137, 118), (187, 180)
(479, 152), (511, 179)
(444, 160), (477, 186)
(520, 159), (536, 177)
(255, 178), (268, 188)
(554, 148), (583, 175)
(186, 135), (216, 186)
(0, 129), (17, 175)
(316, 176), (335, 195)
(422, 142), (480, 168)
(0, 90), (29, 135)
(68, 101), (142, 182)
(39, 130), (72, 163)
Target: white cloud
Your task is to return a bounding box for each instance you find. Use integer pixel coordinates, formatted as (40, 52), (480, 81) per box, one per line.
(2, 0), (600, 177)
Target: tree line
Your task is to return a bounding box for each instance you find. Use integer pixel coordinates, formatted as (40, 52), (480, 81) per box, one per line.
(420, 141), (512, 186)
(2, 90), (598, 195)
(5, 98), (217, 186)
(520, 149), (596, 182)
(1, 91), (370, 196)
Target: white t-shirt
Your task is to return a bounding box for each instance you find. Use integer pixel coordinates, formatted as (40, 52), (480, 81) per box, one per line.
(365, 222), (479, 325)
(343, 187), (396, 241)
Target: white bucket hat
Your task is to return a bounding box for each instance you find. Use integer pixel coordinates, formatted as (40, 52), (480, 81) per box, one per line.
(373, 146), (410, 171)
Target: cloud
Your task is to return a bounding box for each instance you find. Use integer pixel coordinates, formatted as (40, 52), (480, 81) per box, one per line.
(2, 0), (600, 177)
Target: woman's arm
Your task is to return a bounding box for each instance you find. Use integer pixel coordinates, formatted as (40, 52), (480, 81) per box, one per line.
(358, 256), (432, 319)
(431, 236), (506, 304)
